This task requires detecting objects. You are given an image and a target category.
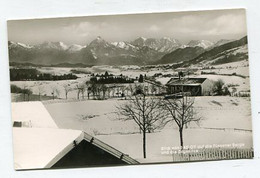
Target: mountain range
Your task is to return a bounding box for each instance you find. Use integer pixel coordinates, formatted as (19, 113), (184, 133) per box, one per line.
(8, 36), (246, 66)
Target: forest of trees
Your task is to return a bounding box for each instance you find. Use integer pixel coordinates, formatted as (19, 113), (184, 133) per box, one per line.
(10, 84), (33, 101)
(89, 71), (134, 84)
(10, 68), (78, 81)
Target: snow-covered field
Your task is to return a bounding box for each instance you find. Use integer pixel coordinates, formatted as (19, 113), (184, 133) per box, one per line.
(37, 67), (74, 75)
(196, 74), (250, 92)
(200, 60), (250, 77)
(97, 128), (252, 163)
(11, 63), (252, 162)
(44, 96), (252, 163)
(10, 79), (87, 100)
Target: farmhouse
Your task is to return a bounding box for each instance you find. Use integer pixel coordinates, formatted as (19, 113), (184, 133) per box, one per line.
(166, 77), (213, 96)
(12, 102), (139, 170)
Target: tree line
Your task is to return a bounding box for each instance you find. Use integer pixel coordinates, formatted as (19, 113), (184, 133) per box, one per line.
(11, 84), (33, 101)
(89, 71), (134, 84)
(10, 68), (78, 81)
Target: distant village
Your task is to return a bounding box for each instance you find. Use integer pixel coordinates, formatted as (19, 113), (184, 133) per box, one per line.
(10, 66), (249, 103)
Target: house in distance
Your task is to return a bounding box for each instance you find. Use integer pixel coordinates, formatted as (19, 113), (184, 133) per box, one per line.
(166, 76), (213, 96)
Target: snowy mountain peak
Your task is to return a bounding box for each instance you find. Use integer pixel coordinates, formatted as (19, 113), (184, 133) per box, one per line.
(17, 42), (33, 48)
(57, 42), (68, 50)
(161, 37), (178, 43)
(88, 36), (110, 47)
(111, 41), (127, 48)
(111, 41), (137, 51)
(187, 40), (214, 49)
(94, 36), (106, 42)
(138, 37), (147, 41)
(131, 37), (181, 52)
(67, 44), (85, 52)
(131, 37), (147, 46)
(8, 41), (33, 49)
(37, 41), (69, 50)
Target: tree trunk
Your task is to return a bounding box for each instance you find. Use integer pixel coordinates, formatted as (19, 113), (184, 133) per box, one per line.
(143, 130), (146, 158)
(77, 90), (80, 100)
(82, 90), (84, 99)
(179, 128), (184, 150)
(65, 92), (68, 100)
(93, 91), (95, 99)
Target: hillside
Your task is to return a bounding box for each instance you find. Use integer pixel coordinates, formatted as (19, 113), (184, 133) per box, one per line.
(155, 46), (205, 64)
(181, 36), (248, 67)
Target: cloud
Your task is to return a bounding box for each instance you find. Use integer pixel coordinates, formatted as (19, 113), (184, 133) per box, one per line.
(8, 9), (247, 45)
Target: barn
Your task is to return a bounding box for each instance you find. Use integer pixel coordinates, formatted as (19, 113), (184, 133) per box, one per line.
(166, 77), (213, 96)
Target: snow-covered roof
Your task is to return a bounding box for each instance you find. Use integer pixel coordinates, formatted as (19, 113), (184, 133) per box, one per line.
(11, 102), (57, 128)
(83, 132), (139, 165)
(13, 128), (139, 170)
(144, 79), (167, 88)
(13, 128), (83, 170)
(12, 102), (139, 169)
(166, 77), (207, 86)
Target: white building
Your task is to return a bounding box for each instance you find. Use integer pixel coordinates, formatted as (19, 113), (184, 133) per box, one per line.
(166, 77), (213, 96)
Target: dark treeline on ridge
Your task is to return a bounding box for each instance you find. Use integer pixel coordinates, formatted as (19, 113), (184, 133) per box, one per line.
(10, 68), (78, 81)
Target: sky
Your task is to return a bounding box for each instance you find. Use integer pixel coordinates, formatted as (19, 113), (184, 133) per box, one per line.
(7, 8), (247, 46)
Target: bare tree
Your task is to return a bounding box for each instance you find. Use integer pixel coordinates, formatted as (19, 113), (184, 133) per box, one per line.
(117, 86), (169, 158)
(36, 82), (45, 101)
(116, 87), (120, 97)
(107, 86), (111, 98)
(162, 95), (201, 149)
(96, 84), (103, 99)
(76, 83), (86, 100)
(24, 88), (33, 101)
(21, 84), (27, 101)
(86, 81), (97, 99)
(20, 84), (33, 101)
(111, 85), (116, 98)
(51, 86), (60, 100)
(100, 84), (108, 99)
(63, 84), (72, 99)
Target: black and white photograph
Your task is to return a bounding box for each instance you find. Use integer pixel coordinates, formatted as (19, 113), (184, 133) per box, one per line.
(8, 8), (253, 170)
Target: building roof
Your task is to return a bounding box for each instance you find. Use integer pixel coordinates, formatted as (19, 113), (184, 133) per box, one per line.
(166, 77), (207, 86)
(12, 101), (139, 170)
(144, 79), (167, 88)
(12, 102), (57, 128)
(84, 132), (139, 165)
(13, 128), (139, 170)
(13, 128), (83, 170)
